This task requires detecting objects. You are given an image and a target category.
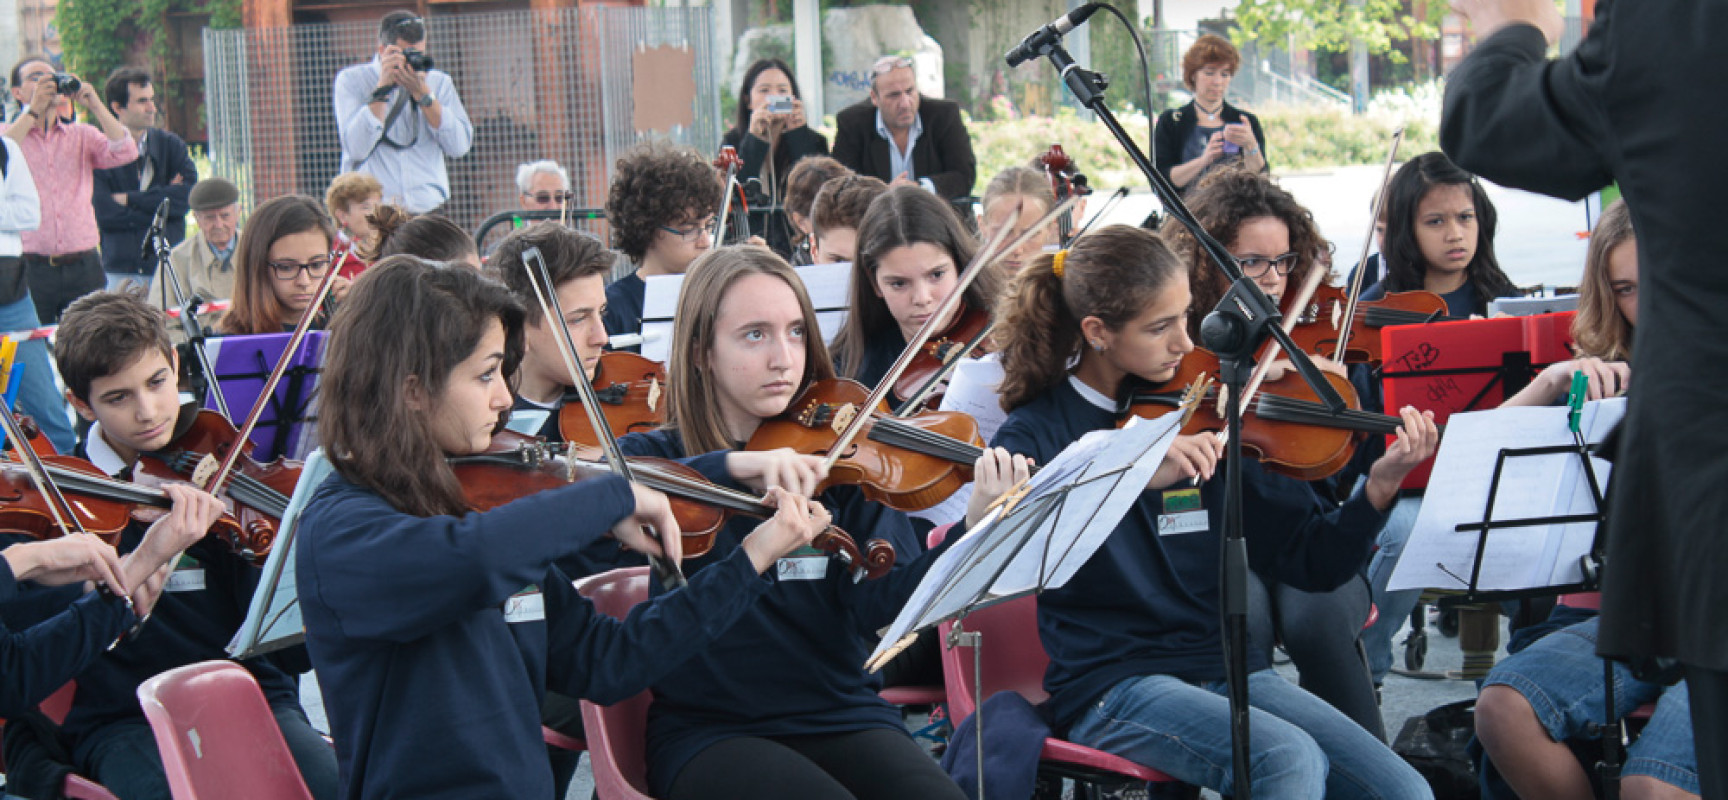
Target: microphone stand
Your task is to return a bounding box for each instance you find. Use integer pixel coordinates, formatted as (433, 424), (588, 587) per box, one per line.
(1017, 31), (1349, 800)
(146, 211), (232, 421)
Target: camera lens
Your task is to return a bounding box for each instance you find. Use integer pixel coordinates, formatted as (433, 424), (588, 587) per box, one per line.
(402, 49), (434, 72)
(53, 73), (81, 95)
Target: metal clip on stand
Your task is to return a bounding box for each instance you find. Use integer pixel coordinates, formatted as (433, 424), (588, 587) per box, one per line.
(1011, 12), (1350, 796)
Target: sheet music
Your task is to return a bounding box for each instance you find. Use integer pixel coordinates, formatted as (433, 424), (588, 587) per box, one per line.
(229, 450), (334, 658)
(637, 262), (853, 362)
(1388, 399), (1622, 593)
(908, 356), (1007, 526)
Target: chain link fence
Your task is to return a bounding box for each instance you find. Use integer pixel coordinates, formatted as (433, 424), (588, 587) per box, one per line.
(203, 6), (720, 241)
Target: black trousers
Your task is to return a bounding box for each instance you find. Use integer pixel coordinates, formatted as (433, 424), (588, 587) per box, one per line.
(1685, 664), (1728, 798)
(22, 250), (104, 323)
(667, 728), (965, 800)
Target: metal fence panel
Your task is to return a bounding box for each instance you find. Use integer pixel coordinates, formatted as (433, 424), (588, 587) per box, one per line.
(203, 6), (718, 240)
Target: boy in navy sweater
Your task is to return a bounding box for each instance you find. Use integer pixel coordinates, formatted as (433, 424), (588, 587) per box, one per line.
(991, 226), (1438, 799)
(0, 291), (339, 798)
(602, 141), (722, 351)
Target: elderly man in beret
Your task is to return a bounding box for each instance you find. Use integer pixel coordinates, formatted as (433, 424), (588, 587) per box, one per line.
(146, 177), (239, 335)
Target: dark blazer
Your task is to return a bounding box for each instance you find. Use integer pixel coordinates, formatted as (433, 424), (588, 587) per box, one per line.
(832, 97), (977, 200)
(93, 128), (197, 276)
(721, 125), (829, 257)
(1153, 100), (1267, 190)
(1442, 2), (1728, 672)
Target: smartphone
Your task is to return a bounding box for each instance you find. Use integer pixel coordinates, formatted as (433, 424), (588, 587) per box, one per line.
(766, 95), (796, 114)
(1222, 139), (1241, 155)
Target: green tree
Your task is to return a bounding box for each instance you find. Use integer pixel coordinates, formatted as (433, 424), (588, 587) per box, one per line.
(56, 0), (240, 92)
(1231, 0), (1447, 59)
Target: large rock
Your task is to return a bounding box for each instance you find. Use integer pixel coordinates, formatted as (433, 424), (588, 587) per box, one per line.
(821, 5), (942, 115)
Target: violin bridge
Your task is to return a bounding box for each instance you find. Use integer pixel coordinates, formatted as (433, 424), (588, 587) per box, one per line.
(827, 403), (859, 435)
(1328, 299), (1343, 332)
(647, 377), (662, 413)
(191, 454), (221, 488)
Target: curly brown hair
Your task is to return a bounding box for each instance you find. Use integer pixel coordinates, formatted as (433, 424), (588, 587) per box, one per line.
(1182, 34), (1240, 90)
(605, 141), (723, 263)
(784, 156), (851, 221)
(1158, 168), (1331, 342)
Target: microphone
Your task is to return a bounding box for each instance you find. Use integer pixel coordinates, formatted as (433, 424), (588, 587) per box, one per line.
(141, 198), (172, 259)
(1005, 3), (1103, 68)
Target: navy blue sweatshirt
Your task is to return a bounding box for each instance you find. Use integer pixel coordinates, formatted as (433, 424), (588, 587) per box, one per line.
(602, 271), (647, 353)
(0, 522), (303, 748)
(990, 379), (1388, 731)
(0, 555), (135, 718)
(837, 327), (910, 407)
(297, 471), (773, 800)
(616, 429), (950, 795)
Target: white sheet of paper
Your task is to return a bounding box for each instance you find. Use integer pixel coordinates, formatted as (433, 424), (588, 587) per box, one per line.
(1388, 398), (1621, 593)
(908, 356), (1008, 526)
(637, 262), (853, 362)
(228, 449), (335, 658)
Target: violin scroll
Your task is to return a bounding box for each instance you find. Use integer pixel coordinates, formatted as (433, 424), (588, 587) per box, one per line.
(811, 524), (895, 583)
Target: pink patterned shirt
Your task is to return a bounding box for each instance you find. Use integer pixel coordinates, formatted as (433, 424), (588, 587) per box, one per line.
(17, 120), (138, 256)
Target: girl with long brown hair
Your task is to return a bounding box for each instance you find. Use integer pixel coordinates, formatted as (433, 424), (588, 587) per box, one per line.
(620, 244), (1025, 800)
(296, 255), (828, 799)
(219, 195), (348, 334)
(990, 224), (1437, 798)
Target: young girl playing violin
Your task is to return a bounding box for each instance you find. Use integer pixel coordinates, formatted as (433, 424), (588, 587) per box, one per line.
(1475, 200), (1699, 800)
(1363, 151), (1519, 316)
(990, 224), (1439, 799)
(828, 185), (1002, 407)
(219, 195), (350, 335)
(295, 256), (831, 799)
(617, 244), (1025, 800)
(1161, 166), (1387, 739)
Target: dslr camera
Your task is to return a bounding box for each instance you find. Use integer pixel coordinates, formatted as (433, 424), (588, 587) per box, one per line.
(53, 73), (81, 95)
(402, 48), (434, 72)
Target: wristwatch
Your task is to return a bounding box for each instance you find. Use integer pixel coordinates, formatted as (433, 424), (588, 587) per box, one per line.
(414, 93), (435, 109)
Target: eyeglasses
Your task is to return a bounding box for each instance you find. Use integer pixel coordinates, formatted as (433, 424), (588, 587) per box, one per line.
(267, 257), (332, 280)
(871, 56), (914, 75)
(660, 216), (716, 243)
(522, 190), (573, 204)
(1235, 252), (1299, 278)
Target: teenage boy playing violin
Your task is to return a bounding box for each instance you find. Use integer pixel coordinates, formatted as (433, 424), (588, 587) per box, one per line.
(0, 291), (340, 799)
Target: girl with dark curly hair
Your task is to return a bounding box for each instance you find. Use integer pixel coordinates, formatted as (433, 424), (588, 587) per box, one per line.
(601, 140), (723, 351)
(1364, 151), (1519, 316)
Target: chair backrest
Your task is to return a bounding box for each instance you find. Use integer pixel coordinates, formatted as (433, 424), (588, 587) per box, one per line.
(1558, 591), (1602, 610)
(927, 524), (1051, 724)
(136, 661), (314, 800)
(574, 567), (656, 800)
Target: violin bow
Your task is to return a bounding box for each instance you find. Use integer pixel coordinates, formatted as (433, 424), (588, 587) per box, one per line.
(818, 196), (1080, 477)
(0, 394), (134, 643)
(1332, 127), (1404, 361)
(518, 247), (687, 591)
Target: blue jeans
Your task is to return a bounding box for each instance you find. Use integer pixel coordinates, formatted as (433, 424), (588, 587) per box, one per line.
(1068, 669), (1432, 799)
(1363, 495), (1423, 683)
(0, 294), (75, 452)
(1483, 617), (1697, 794)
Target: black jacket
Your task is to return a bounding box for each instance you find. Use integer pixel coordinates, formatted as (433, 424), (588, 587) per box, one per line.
(721, 125), (828, 257)
(832, 97), (977, 200)
(1443, 2), (1728, 670)
(1153, 100), (1267, 191)
(93, 128), (197, 276)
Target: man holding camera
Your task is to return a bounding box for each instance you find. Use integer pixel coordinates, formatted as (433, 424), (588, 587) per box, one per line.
(333, 11), (472, 215)
(4, 56), (136, 324)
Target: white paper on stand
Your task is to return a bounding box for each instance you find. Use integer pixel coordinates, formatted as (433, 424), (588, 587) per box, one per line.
(637, 262), (852, 362)
(909, 355), (1008, 527)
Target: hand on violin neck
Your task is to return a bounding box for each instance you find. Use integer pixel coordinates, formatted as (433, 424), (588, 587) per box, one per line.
(742, 487), (831, 574)
(1147, 433), (1224, 491)
(2, 534), (129, 596)
(614, 484), (684, 563)
(1365, 406), (1440, 511)
(966, 447), (1034, 529)
(727, 448), (828, 498)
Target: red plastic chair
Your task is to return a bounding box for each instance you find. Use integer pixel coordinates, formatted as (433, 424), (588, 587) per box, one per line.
(927, 525), (1182, 794)
(136, 661), (314, 800)
(575, 567), (657, 800)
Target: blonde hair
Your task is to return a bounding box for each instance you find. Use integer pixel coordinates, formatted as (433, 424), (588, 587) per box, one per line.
(663, 246), (837, 455)
(325, 172), (382, 215)
(982, 166), (1055, 220)
(1572, 199), (1636, 361)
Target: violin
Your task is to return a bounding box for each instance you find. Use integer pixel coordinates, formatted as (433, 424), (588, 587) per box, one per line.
(134, 409), (299, 560)
(748, 378), (985, 512)
(0, 454), (256, 555)
(713, 146), (748, 245)
(892, 304), (992, 416)
(558, 351), (667, 447)
(1039, 144), (1091, 247)
(7, 412), (57, 457)
(1122, 348), (1419, 481)
(453, 431), (893, 581)
(1286, 285), (1455, 364)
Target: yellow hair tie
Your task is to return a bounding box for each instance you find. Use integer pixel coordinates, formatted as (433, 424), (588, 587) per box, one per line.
(1052, 249), (1068, 278)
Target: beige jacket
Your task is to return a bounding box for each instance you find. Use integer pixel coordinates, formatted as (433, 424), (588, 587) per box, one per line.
(148, 229), (236, 338)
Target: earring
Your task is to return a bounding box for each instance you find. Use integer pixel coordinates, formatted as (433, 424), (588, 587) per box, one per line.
(1091, 340), (1104, 351)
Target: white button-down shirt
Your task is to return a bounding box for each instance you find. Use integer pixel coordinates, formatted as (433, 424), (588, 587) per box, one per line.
(333, 56), (473, 214)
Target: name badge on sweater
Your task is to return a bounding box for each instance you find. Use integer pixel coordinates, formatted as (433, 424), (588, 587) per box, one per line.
(776, 546), (828, 582)
(1157, 487), (1207, 536)
(166, 555), (206, 593)
(504, 586), (545, 624)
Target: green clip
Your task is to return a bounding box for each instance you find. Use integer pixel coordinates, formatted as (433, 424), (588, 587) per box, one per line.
(1567, 370), (1587, 434)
